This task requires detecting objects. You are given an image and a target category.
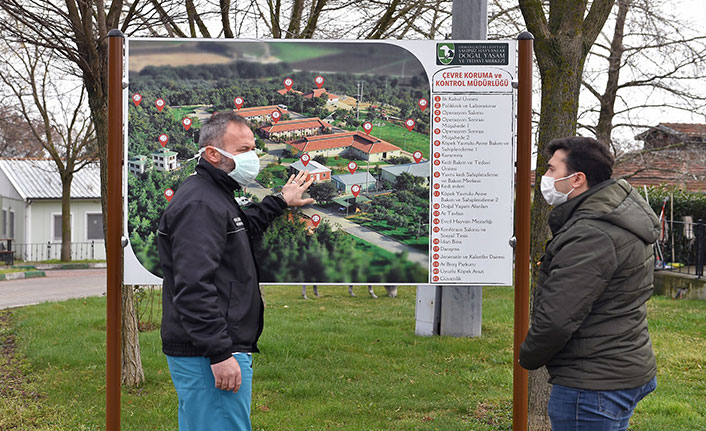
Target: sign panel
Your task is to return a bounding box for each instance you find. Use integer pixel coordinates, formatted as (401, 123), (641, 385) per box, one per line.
(123, 39), (515, 286)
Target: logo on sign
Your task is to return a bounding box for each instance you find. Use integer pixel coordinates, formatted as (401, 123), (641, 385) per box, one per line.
(437, 43), (455, 65)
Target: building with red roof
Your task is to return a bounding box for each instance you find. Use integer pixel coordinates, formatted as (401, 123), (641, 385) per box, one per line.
(303, 88), (340, 103)
(258, 117), (332, 140)
(287, 131), (402, 162)
(234, 105), (288, 124)
(612, 123), (706, 191)
(276, 88), (303, 96)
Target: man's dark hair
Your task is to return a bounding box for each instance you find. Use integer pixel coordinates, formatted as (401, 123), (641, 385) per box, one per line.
(199, 111), (252, 149)
(545, 137), (614, 187)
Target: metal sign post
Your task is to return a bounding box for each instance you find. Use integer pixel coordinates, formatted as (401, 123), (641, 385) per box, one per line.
(107, 29), (124, 431)
(513, 31), (534, 431)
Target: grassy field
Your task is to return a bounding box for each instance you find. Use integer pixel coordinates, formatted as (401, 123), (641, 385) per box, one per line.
(269, 42), (341, 64)
(351, 214), (428, 251)
(339, 121), (430, 159)
(2, 288), (705, 430)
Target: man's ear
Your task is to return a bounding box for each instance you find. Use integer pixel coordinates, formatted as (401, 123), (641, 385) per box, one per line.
(202, 146), (221, 165)
(573, 172), (587, 188)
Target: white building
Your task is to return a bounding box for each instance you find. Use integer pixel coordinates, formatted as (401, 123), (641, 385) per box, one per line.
(380, 161), (431, 187)
(151, 148), (178, 172)
(128, 155), (148, 175)
(0, 159), (104, 261)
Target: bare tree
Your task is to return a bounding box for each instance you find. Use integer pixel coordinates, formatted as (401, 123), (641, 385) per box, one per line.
(0, 41), (96, 262)
(0, 106), (45, 158)
(580, 0), (706, 154)
(517, 1), (616, 430)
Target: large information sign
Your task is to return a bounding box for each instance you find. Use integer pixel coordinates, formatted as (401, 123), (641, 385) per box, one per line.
(122, 39), (515, 286)
(430, 43), (516, 285)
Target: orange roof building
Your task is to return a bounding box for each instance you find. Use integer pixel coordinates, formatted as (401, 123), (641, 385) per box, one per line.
(287, 131), (402, 162)
(234, 105), (289, 123)
(303, 88), (340, 102)
(612, 123), (706, 191)
(258, 117), (332, 140)
(276, 88), (303, 96)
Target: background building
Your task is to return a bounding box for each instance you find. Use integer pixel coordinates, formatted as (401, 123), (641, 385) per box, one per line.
(0, 159), (104, 261)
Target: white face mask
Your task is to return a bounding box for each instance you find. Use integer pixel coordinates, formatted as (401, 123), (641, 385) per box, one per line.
(211, 146), (260, 187)
(540, 173), (577, 206)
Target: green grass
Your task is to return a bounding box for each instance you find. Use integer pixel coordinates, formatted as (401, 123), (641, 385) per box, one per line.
(351, 214), (429, 250)
(269, 42), (341, 64)
(256, 164), (289, 189)
(339, 121), (430, 159)
(3, 289), (705, 430)
(0, 268), (27, 274)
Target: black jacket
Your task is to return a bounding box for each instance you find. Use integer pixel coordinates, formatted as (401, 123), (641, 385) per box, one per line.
(158, 158), (287, 364)
(519, 179), (659, 390)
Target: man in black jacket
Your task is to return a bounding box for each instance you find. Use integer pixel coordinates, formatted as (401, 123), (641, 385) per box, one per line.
(158, 111), (313, 431)
(519, 137), (659, 431)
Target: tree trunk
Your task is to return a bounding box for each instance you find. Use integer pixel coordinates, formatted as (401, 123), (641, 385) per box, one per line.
(121, 285), (145, 386)
(61, 175), (73, 262)
(527, 25), (590, 431)
(595, 0), (630, 149)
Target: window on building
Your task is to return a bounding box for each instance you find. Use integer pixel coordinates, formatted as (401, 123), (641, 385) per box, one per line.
(1, 210), (5, 237)
(53, 214), (62, 241)
(8, 211), (14, 239)
(86, 213), (103, 240)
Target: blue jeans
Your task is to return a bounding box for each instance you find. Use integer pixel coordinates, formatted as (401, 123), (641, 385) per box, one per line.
(166, 353), (254, 431)
(548, 377), (656, 431)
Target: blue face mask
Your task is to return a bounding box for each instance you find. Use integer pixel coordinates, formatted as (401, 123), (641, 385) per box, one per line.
(210, 146), (260, 187)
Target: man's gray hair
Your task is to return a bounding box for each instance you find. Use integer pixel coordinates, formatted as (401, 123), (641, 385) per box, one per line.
(199, 111), (252, 149)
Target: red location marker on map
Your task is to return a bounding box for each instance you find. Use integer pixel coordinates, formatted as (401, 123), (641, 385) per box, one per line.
(434, 140), (441, 147)
(362, 122), (373, 135)
(311, 214), (321, 228)
(433, 203), (440, 210)
(158, 134), (169, 147)
(418, 98), (428, 111)
(132, 93), (142, 107)
(315, 76), (325, 88)
(234, 97), (244, 109)
(434, 172), (441, 178)
(413, 151), (423, 163)
(155, 98), (165, 112)
(182, 117), (192, 131)
(283, 77), (293, 90)
(433, 237), (440, 244)
(164, 188), (174, 202)
(433, 246), (439, 252)
(405, 118), (415, 131)
(351, 184), (361, 197)
(347, 161), (358, 174)
(433, 276), (439, 282)
(300, 153), (310, 167)
(434, 96), (441, 102)
(271, 110), (281, 123)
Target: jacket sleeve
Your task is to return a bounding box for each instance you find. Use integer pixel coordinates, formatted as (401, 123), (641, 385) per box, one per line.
(168, 201), (232, 364)
(519, 224), (618, 370)
(240, 195), (288, 238)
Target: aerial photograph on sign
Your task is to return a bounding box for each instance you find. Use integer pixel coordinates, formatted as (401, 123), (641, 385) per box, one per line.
(125, 40), (432, 284)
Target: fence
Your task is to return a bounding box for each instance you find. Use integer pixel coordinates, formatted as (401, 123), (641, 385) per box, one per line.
(12, 241), (99, 262)
(655, 219), (705, 278)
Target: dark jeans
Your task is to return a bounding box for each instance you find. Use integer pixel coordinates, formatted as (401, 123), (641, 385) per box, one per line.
(548, 376), (657, 431)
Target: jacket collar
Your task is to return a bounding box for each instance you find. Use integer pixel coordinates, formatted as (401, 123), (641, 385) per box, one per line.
(547, 179), (616, 235)
(195, 157), (241, 195)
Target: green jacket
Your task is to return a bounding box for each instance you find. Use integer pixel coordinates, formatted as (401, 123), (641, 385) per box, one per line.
(519, 179), (659, 390)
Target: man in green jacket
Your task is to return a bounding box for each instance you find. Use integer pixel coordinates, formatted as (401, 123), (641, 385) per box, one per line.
(520, 137), (659, 431)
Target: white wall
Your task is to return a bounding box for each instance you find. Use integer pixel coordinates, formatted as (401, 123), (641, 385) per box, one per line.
(28, 199), (105, 261)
